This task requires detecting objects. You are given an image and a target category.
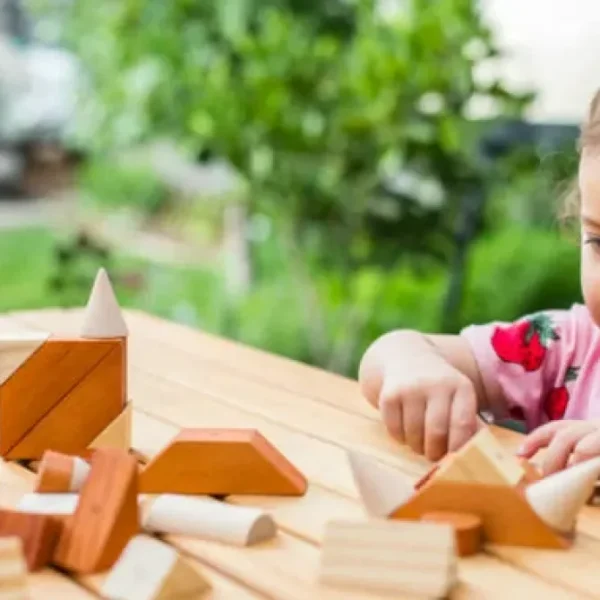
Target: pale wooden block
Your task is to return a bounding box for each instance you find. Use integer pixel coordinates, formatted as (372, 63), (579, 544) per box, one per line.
(0, 537), (29, 600)
(434, 428), (524, 487)
(16, 494), (79, 516)
(0, 331), (49, 386)
(88, 402), (132, 453)
(142, 495), (276, 547)
(347, 451), (414, 517)
(100, 535), (210, 600)
(320, 520), (456, 598)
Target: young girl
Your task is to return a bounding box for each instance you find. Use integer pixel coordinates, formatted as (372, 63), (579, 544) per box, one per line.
(359, 90), (600, 477)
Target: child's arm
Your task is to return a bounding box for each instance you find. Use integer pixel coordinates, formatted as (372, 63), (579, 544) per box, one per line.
(359, 330), (505, 461)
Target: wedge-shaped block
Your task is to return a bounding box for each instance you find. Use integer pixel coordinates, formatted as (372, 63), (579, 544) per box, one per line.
(54, 448), (139, 574)
(35, 451), (90, 493)
(0, 537), (29, 599)
(101, 535), (210, 600)
(5, 341), (126, 460)
(432, 428), (524, 487)
(88, 402), (132, 453)
(0, 329), (49, 386)
(142, 494), (277, 546)
(320, 520), (457, 599)
(139, 429), (307, 496)
(0, 510), (61, 571)
(390, 480), (567, 549)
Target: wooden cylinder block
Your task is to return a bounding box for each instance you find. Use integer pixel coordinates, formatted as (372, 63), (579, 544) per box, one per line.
(421, 511), (483, 557)
(142, 494), (277, 546)
(36, 451), (90, 493)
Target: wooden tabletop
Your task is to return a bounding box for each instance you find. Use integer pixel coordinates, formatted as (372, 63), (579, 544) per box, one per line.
(2, 307), (599, 599)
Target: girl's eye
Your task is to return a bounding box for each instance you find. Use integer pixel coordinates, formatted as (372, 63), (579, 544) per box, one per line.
(584, 236), (600, 252)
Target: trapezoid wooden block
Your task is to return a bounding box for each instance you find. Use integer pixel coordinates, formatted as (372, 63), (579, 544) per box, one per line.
(139, 429), (307, 496)
(0, 537), (29, 599)
(101, 535), (211, 600)
(319, 520), (457, 599)
(53, 448), (139, 574)
(390, 479), (567, 549)
(0, 509), (62, 571)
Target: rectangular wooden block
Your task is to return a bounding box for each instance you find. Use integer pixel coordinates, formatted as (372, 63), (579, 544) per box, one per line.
(5, 342), (126, 460)
(0, 509), (61, 571)
(53, 448), (139, 574)
(0, 537), (29, 599)
(0, 337), (123, 456)
(320, 520), (457, 598)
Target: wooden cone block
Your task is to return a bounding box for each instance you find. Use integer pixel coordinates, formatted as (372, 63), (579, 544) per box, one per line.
(142, 494), (277, 546)
(421, 511), (483, 557)
(0, 329), (49, 386)
(88, 402), (132, 453)
(0, 510), (61, 571)
(35, 451), (90, 493)
(347, 451), (414, 517)
(101, 535), (211, 600)
(139, 429), (307, 496)
(320, 520), (457, 598)
(525, 457), (600, 533)
(0, 537), (29, 600)
(53, 449), (139, 574)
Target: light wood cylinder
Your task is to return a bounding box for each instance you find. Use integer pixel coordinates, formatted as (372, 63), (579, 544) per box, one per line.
(142, 494), (277, 546)
(421, 511), (482, 557)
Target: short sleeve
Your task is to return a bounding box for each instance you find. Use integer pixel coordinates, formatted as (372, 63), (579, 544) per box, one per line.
(460, 304), (596, 430)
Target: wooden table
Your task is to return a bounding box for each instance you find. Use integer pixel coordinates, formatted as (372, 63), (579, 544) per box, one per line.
(2, 307), (600, 599)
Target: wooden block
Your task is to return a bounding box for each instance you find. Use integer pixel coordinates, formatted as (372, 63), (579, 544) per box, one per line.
(0, 329), (49, 386)
(0, 510), (61, 571)
(142, 494), (277, 547)
(431, 428), (524, 487)
(0, 338), (121, 455)
(347, 451), (413, 517)
(390, 480), (567, 549)
(5, 342), (126, 460)
(139, 429), (307, 496)
(16, 494), (78, 517)
(421, 511), (483, 557)
(87, 402), (132, 453)
(53, 448), (139, 574)
(320, 520), (456, 598)
(0, 537), (29, 599)
(101, 535), (210, 600)
(35, 451), (90, 493)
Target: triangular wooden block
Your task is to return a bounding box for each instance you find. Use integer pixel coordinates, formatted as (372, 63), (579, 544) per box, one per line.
(0, 510), (62, 571)
(53, 448), (139, 574)
(81, 268), (128, 339)
(0, 537), (29, 599)
(0, 329), (49, 386)
(347, 451), (413, 517)
(139, 429), (307, 495)
(525, 457), (600, 533)
(35, 451), (90, 493)
(101, 535), (211, 600)
(320, 520), (457, 598)
(0, 338), (121, 455)
(88, 402), (132, 453)
(5, 342), (126, 460)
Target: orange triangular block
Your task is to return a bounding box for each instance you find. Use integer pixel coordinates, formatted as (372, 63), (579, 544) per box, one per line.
(53, 449), (139, 574)
(139, 429), (307, 496)
(81, 268), (128, 339)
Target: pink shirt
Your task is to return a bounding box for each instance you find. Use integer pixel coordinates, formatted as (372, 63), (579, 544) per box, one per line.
(461, 304), (600, 431)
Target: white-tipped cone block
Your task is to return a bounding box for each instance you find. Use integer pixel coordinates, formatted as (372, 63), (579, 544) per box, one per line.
(16, 493), (79, 516)
(347, 451), (414, 517)
(81, 268), (128, 338)
(142, 495), (277, 546)
(525, 456), (600, 533)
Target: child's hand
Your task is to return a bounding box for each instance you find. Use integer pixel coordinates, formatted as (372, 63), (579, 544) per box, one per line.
(379, 354), (480, 462)
(518, 420), (600, 475)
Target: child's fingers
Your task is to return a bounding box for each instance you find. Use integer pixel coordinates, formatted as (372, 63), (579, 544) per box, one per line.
(403, 399), (426, 455)
(541, 429), (583, 475)
(424, 394), (451, 461)
(448, 381), (478, 453)
(517, 421), (566, 458)
(380, 400), (403, 442)
(571, 431), (600, 464)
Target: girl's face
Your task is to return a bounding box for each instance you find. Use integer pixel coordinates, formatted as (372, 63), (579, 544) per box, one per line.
(580, 149), (600, 324)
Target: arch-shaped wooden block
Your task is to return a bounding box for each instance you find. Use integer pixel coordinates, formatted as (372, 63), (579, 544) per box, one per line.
(390, 480), (567, 549)
(139, 429), (307, 496)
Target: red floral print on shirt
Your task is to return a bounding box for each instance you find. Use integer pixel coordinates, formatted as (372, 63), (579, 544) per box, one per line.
(544, 366), (580, 421)
(491, 313), (560, 372)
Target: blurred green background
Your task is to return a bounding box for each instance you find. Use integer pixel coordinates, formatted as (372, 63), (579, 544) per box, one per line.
(0, 0), (584, 378)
